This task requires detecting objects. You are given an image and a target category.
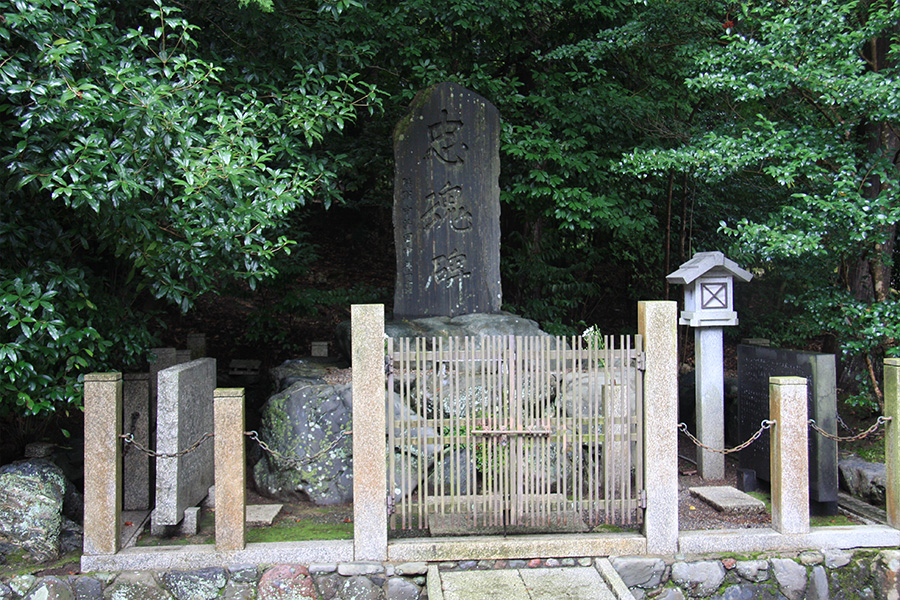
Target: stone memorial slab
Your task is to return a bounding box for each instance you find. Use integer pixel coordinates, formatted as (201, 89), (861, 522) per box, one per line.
(737, 344), (837, 512)
(393, 81), (501, 318)
(153, 358), (216, 528)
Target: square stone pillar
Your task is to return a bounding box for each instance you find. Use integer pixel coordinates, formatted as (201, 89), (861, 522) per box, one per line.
(769, 376), (809, 534)
(352, 304), (387, 560)
(639, 301), (679, 554)
(885, 358), (900, 528)
(83, 372), (123, 555)
(215, 388), (246, 552)
(695, 327), (725, 479)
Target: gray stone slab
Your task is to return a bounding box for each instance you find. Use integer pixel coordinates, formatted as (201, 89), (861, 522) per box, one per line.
(519, 568), (617, 600)
(440, 570), (528, 600)
(440, 568), (616, 600)
(393, 81), (502, 318)
(689, 485), (766, 513)
(154, 358), (216, 527)
(246, 504), (282, 526)
(838, 491), (887, 524)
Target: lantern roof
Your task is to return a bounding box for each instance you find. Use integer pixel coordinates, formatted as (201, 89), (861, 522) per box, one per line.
(666, 251), (752, 285)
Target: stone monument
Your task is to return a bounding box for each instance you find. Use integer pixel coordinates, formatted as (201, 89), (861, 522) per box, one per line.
(393, 81), (502, 318)
(737, 343), (838, 514)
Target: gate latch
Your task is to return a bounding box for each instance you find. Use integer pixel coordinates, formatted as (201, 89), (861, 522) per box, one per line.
(633, 352), (646, 372)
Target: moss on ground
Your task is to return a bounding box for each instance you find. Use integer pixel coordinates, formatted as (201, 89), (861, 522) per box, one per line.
(247, 520), (353, 543)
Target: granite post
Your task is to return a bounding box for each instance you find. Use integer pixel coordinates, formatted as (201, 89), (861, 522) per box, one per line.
(83, 373), (122, 556)
(215, 388), (246, 552)
(352, 304), (387, 561)
(639, 301), (679, 554)
(695, 327), (725, 479)
(885, 358), (900, 528)
(122, 373), (150, 511)
(769, 376), (809, 534)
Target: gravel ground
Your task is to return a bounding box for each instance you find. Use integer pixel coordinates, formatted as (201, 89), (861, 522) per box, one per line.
(677, 449), (772, 530)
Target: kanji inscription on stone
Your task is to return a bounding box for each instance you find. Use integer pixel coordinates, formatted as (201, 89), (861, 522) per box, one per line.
(393, 82), (501, 318)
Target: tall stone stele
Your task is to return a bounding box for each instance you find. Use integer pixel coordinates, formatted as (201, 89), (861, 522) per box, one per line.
(393, 82), (502, 318)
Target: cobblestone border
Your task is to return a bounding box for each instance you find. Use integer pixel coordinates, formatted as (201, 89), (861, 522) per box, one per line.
(2, 551), (900, 599)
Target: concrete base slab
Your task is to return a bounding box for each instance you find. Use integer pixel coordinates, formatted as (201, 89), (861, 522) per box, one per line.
(121, 511), (151, 549)
(429, 511), (588, 536)
(246, 504), (282, 526)
(387, 533), (646, 562)
(689, 486), (766, 514)
(81, 540), (353, 572)
(438, 567), (617, 600)
(678, 525), (900, 554)
(520, 568), (618, 599)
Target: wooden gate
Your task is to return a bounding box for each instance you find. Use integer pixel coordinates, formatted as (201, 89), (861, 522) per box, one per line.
(386, 334), (644, 535)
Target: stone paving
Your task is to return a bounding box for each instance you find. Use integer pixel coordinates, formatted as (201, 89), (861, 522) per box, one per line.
(435, 567), (619, 600)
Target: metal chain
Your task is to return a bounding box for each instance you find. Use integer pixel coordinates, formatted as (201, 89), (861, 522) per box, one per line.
(808, 416), (892, 442)
(836, 412), (853, 433)
(678, 420), (775, 455)
(122, 411), (140, 457)
(120, 432), (214, 459)
(246, 429), (353, 469)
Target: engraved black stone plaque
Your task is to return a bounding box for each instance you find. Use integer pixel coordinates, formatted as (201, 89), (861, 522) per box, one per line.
(393, 82), (501, 318)
(737, 344), (838, 512)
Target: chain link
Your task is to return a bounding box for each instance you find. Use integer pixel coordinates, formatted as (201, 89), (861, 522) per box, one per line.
(836, 412), (853, 433)
(120, 432), (214, 459)
(678, 420), (775, 455)
(808, 416), (892, 442)
(245, 429), (353, 469)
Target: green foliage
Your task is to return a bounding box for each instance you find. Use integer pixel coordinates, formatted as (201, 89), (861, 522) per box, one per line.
(0, 0), (379, 420)
(619, 0), (900, 408)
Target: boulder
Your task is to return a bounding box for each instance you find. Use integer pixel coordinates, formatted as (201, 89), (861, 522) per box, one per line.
(0, 459), (66, 562)
(838, 454), (886, 506)
(252, 382), (354, 505)
(269, 358), (346, 394)
(253, 381), (437, 504)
